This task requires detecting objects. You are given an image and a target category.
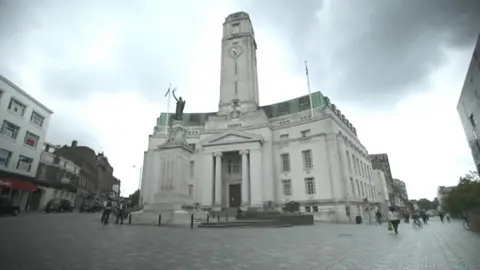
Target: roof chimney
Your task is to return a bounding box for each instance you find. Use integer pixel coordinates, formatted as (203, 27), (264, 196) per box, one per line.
(71, 140), (78, 147)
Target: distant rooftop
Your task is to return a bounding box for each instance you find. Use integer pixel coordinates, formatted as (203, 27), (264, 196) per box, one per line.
(156, 91), (326, 127)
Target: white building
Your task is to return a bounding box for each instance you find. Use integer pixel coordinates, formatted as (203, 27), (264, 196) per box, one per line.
(141, 12), (376, 223)
(0, 75), (53, 210)
(372, 169), (390, 217)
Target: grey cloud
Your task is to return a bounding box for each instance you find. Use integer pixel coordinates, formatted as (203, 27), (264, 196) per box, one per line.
(0, 0), (185, 100)
(242, 0), (480, 107)
(46, 113), (102, 151)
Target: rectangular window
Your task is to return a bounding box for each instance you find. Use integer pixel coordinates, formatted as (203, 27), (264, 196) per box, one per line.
(302, 150), (313, 169)
(280, 153), (290, 172)
(361, 182), (365, 197)
(231, 23), (240, 34)
(190, 161), (194, 178)
(356, 158), (361, 175)
(280, 134), (289, 141)
(228, 159), (240, 174)
(312, 205), (319, 212)
(298, 96), (311, 111)
(301, 129), (311, 138)
(8, 98), (26, 117)
(0, 120), (20, 140)
(16, 155), (33, 172)
(0, 148), (12, 167)
(350, 177), (355, 196)
(346, 151), (352, 172)
(352, 155), (357, 173)
(278, 102), (290, 116)
(189, 184), (194, 196)
(188, 143), (196, 150)
(24, 131), (40, 148)
(30, 111), (45, 127)
(282, 179), (292, 196)
(304, 177), (316, 195)
(356, 179), (360, 196)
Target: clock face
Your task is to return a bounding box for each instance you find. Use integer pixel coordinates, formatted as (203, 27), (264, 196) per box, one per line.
(228, 44), (243, 58)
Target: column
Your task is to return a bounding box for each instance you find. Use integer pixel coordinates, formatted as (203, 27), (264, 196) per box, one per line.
(213, 152), (223, 209)
(239, 150), (249, 206)
(200, 153), (214, 208)
(249, 149), (263, 208)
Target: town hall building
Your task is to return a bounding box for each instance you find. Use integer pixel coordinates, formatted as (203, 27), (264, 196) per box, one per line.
(140, 11), (377, 222)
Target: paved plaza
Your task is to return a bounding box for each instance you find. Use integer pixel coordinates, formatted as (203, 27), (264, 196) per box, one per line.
(0, 213), (479, 270)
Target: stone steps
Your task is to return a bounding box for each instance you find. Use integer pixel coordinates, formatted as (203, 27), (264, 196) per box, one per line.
(197, 220), (292, 228)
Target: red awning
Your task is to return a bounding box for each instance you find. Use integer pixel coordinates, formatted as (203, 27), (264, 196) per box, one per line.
(0, 178), (38, 191)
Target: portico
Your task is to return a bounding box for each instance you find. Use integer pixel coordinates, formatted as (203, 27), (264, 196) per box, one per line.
(201, 130), (264, 209)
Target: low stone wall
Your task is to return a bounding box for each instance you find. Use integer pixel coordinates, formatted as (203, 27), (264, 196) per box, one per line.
(238, 213), (314, 225)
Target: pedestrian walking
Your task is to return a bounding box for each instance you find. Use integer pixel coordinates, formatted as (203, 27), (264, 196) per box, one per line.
(101, 198), (113, 225)
(439, 212), (445, 223)
(375, 210), (382, 225)
(116, 200), (125, 224)
(388, 207), (400, 234)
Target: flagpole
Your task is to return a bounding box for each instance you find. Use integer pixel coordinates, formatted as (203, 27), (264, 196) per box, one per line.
(305, 61), (314, 118)
(165, 84), (171, 136)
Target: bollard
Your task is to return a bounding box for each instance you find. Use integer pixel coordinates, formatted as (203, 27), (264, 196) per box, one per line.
(226, 213), (228, 221)
(190, 214), (194, 229)
(158, 214), (162, 226)
(207, 214), (210, 223)
(128, 214), (132, 225)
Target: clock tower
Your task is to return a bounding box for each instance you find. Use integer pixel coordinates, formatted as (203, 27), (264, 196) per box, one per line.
(218, 12), (260, 115)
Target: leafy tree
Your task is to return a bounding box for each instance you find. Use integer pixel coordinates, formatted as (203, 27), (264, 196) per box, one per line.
(417, 198), (435, 210)
(432, 197), (439, 210)
(444, 172), (480, 215)
(128, 190), (140, 206)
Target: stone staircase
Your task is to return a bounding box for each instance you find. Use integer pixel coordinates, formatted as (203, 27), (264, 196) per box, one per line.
(198, 219), (292, 228)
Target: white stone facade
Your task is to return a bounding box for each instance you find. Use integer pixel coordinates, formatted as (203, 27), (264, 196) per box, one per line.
(0, 75), (53, 178)
(141, 12), (376, 222)
(372, 169), (390, 217)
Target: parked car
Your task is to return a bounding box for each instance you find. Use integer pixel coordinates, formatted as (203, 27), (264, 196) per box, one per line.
(79, 200), (102, 212)
(0, 196), (20, 216)
(45, 199), (73, 213)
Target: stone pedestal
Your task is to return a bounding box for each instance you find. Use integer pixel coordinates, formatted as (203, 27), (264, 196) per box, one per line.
(130, 120), (204, 226)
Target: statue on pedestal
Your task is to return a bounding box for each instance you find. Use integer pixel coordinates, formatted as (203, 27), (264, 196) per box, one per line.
(172, 90), (186, 121)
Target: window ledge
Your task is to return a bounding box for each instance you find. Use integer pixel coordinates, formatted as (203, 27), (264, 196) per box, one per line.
(23, 143), (38, 150)
(7, 109), (25, 119)
(0, 134), (17, 142)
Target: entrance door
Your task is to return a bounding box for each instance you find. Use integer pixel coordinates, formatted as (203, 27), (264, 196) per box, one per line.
(229, 184), (241, 207)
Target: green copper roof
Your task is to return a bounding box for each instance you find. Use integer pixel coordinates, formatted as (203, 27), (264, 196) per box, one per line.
(156, 91), (326, 127)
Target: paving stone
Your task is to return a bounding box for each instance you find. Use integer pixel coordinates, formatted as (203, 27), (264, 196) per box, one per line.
(1, 214), (480, 269)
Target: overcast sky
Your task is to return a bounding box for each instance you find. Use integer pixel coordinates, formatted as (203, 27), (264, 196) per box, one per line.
(1, 0), (479, 200)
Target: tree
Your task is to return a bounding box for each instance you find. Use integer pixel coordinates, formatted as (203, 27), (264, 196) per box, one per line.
(417, 198), (435, 210)
(128, 190), (140, 206)
(432, 197), (439, 210)
(444, 172), (480, 215)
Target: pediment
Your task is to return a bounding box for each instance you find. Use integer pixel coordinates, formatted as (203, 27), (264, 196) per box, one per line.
(201, 130), (264, 146)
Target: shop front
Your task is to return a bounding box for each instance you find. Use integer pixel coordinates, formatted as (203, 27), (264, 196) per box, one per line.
(0, 177), (38, 211)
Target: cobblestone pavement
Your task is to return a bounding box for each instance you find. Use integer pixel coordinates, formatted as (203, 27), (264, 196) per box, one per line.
(1, 213), (480, 270)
